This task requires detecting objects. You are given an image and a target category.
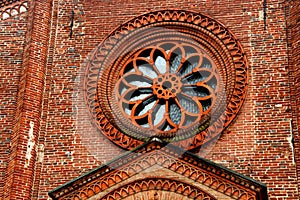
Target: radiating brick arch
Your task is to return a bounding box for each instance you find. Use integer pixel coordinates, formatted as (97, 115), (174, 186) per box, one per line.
(84, 10), (248, 150)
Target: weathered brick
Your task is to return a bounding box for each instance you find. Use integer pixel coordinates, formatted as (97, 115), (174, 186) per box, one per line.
(0, 0), (299, 199)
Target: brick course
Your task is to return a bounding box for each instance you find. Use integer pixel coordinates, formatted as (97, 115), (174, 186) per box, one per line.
(2, 1), (52, 199)
(0, 10), (27, 199)
(0, 0), (299, 199)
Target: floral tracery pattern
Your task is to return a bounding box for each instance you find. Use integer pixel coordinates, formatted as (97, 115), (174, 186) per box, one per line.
(84, 10), (248, 150)
(116, 41), (218, 136)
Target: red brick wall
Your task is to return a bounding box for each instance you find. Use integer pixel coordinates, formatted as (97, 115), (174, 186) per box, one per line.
(0, 10), (28, 199)
(206, 0), (300, 197)
(201, 1), (299, 199)
(289, 0), (300, 194)
(2, 1), (53, 199)
(0, 0), (299, 199)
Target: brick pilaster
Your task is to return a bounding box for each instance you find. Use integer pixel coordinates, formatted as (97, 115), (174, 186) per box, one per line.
(4, 1), (53, 199)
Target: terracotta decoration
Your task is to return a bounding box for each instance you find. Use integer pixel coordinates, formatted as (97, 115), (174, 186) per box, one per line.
(84, 10), (248, 150)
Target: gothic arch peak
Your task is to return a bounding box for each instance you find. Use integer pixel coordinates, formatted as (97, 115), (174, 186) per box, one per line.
(49, 140), (267, 200)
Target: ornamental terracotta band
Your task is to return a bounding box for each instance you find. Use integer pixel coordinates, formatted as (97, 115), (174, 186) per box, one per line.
(48, 141), (268, 200)
(0, 0), (28, 20)
(84, 10), (248, 150)
(0, 0), (20, 8)
(102, 178), (217, 200)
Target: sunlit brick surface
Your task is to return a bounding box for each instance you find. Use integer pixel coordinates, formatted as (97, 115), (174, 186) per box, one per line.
(0, 1), (299, 199)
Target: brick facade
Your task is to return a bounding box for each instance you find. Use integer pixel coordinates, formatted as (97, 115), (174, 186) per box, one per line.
(0, 4), (28, 198)
(0, 0), (299, 199)
(288, 0), (300, 194)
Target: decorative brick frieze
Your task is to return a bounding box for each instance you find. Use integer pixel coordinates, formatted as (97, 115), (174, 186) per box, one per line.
(0, 0), (28, 20)
(49, 141), (268, 200)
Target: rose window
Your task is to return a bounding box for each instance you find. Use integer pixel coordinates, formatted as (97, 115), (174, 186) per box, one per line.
(115, 42), (218, 137)
(84, 10), (248, 150)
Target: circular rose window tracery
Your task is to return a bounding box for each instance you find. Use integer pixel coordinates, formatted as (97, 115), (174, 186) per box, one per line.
(84, 10), (248, 150)
(115, 42), (218, 137)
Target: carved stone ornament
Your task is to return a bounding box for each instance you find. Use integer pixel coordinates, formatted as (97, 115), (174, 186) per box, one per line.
(84, 10), (248, 150)
(48, 140), (268, 200)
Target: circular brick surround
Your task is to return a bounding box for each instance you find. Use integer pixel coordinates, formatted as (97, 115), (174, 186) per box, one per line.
(84, 10), (248, 150)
